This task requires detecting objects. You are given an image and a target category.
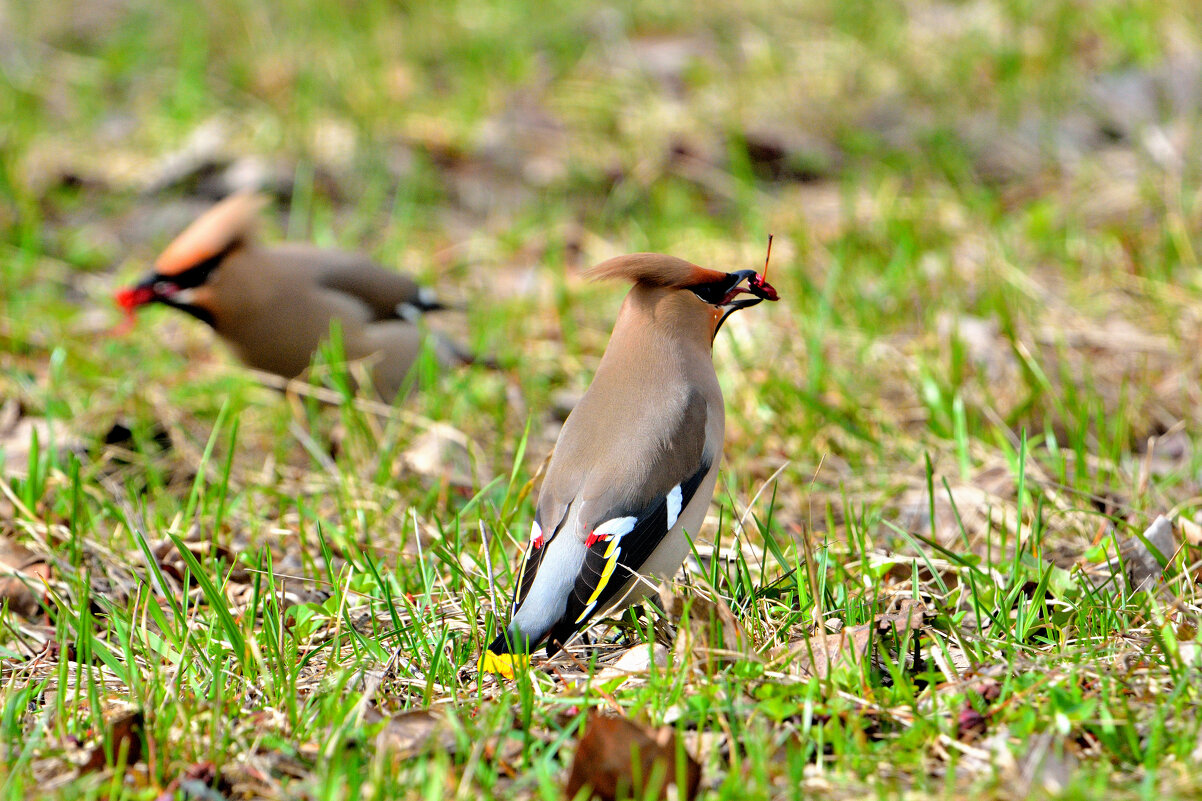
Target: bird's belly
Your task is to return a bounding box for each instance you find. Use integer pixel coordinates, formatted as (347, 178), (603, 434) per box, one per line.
(226, 328), (325, 379)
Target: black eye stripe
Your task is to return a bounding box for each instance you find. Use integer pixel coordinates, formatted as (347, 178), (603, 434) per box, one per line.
(164, 252), (223, 289)
(687, 270), (756, 304)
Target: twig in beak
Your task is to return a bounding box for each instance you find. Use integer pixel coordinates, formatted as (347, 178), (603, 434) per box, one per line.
(763, 234), (774, 283)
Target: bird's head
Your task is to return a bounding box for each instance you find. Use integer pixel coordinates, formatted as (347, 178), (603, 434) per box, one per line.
(114, 192), (267, 328)
(587, 252), (780, 340)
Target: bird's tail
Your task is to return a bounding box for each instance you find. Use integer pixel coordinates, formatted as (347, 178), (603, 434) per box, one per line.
(478, 632), (531, 678)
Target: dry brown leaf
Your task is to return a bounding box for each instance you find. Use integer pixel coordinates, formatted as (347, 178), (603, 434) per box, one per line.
(376, 710), (456, 760)
(566, 712), (700, 801)
(153, 538), (245, 585)
(593, 643), (669, 683)
(1014, 731), (1079, 795)
(0, 409), (85, 480)
(400, 423), (490, 489)
(783, 624), (875, 680)
(876, 598), (929, 636)
(1181, 516), (1202, 547)
(778, 601), (928, 680)
(1080, 515), (1184, 594)
(152, 761), (229, 801)
(81, 709), (144, 773)
(957, 704), (988, 743)
(659, 587), (750, 658)
(0, 537), (51, 618)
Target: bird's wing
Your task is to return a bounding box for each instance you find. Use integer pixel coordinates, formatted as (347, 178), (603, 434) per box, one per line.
(543, 456), (713, 648)
(510, 503), (569, 617)
(275, 245), (437, 321)
(511, 389), (715, 649)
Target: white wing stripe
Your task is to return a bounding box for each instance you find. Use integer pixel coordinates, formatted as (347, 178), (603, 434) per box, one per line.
(666, 484), (683, 530)
(593, 515), (637, 541)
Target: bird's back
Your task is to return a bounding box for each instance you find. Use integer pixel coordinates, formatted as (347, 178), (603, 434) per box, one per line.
(271, 244), (428, 321)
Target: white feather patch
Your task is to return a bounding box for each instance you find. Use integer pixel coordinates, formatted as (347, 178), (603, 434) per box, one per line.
(666, 485), (683, 530)
(530, 520), (542, 542)
(592, 516), (637, 542)
(418, 287), (439, 307)
(396, 302), (421, 322)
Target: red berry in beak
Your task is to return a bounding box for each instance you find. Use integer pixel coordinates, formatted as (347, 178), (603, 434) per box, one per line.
(748, 273), (779, 301)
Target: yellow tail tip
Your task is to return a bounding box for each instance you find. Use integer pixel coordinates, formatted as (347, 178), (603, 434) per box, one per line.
(478, 650), (529, 679)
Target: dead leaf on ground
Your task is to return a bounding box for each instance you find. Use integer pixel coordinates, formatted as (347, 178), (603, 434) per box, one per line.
(0, 537), (52, 618)
(474, 90), (567, 187)
(1181, 516), (1202, 546)
(1139, 429), (1194, 479)
(566, 712), (700, 801)
(140, 118), (230, 196)
(953, 673), (1003, 743)
(957, 703), (988, 743)
(1014, 731), (1079, 795)
(780, 623), (875, 680)
(660, 585), (750, 659)
(779, 601), (929, 679)
(876, 598), (929, 637)
(736, 125), (843, 183)
(0, 403), (86, 481)
(80, 709), (144, 773)
(623, 34), (714, 96)
(1123, 515), (1179, 592)
(376, 710), (457, 760)
(894, 464), (1014, 546)
(400, 423), (490, 489)
(152, 761), (230, 801)
(593, 642), (669, 683)
(936, 312), (1020, 382)
(1080, 514), (1184, 595)
(153, 538), (245, 585)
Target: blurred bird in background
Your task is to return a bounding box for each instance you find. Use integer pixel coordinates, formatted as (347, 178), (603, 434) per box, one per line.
(115, 192), (472, 400)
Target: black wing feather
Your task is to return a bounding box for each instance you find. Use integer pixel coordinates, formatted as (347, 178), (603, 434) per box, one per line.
(511, 503), (572, 614)
(545, 459), (711, 651)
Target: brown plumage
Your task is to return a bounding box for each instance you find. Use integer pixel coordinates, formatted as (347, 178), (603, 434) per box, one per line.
(116, 192), (466, 399)
(585, 252), (732, 289)
(481, 252), (778, 674)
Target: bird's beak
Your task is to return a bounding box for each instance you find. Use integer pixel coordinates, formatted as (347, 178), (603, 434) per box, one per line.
(723, 296), (765, 312)
(716, 269), (779, 305)
(113, 273), (193, 334)
(114, 273), (191, 311)
(713, 270), (778, 336)
(714, 295), (764, 335)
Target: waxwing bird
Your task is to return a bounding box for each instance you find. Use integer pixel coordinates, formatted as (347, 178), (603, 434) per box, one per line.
(115, 192), (468, 399)
(481, 253), (779, 675)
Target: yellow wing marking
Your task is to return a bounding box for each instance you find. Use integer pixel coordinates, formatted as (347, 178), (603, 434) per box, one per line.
(575, 546), (622, 623)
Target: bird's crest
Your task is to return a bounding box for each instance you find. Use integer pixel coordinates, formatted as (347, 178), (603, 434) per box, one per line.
(155, 192), (267, 276)
(587, 253), (729, 289)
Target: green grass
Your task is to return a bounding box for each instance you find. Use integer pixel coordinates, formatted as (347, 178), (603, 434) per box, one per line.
(3, 0), (1202, 798)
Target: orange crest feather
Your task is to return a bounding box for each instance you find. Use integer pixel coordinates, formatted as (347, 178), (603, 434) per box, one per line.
(155, 192), (268, 276)
(586, 253), (727, 288)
